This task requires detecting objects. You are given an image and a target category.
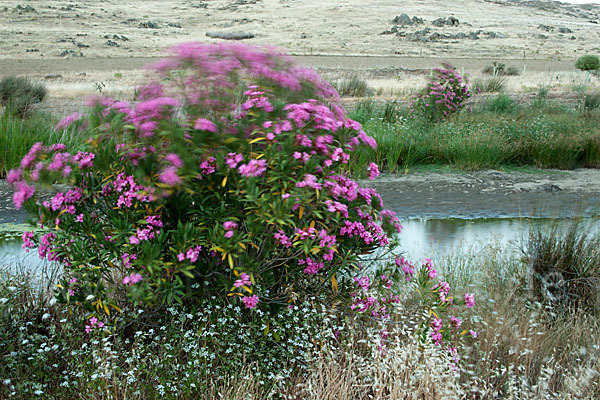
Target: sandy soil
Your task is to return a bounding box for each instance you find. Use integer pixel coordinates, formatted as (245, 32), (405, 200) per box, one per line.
(0, 0), (598, 60)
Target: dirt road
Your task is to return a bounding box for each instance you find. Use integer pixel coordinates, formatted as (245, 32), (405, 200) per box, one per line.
(0, 56), (577, 78)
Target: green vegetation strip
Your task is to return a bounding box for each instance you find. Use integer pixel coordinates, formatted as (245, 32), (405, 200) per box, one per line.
(349, 98), (600, 174)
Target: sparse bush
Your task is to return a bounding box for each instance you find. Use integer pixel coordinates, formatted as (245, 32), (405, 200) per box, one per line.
(505, 66), (520, 76)
(582, 93), (600, 111)
(333, 74), (374, 97)
(575, 54), (600, 71)
(472, 76), (506, 93)
(409, 63), (470, 122)
(0, 76), (47, 117)
(524, 221), (600, 314)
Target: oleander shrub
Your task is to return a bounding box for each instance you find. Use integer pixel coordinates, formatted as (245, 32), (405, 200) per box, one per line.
(0, 76), (47, 117)
(7, 42), (407, 328)
(575, 54), (600, 72)
(409, 63), (470, 122)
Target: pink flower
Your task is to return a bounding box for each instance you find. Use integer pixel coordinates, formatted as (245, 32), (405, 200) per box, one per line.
(242, 295), (259, 309)
(234, 273), (251, 288)
(164, 153), (183, 167)
(194, 118), (217, 132)
(450, 316), (462, 329)
(368, 163), (380, 180)
(13, 182), (35, 209)
(224, 230), (234, 239)
(225, 153), (243, 168)
(469, 330), (478, 338)
(465, 293), (475, 308)
(21, 231), (35, 250)
(123, 273), (143, 286)
(73, 152), (95, 169)
(159, 166), (181, 186)
(7, 169), (22, 185)
(55, 112), (83, 131)
(238, 159), (267, 177)
(223, 221), (238, 231)
(395, 257), (415, 281)
(273, 230), (292, 247)
(199, 157), (217, 175)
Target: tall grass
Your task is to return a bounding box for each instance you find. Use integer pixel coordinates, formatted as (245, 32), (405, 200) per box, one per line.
(332, 75), (374, 97)
(524, 221), (600, 313)
(348, 100), (600, 173)
(0, 111), (87, 177)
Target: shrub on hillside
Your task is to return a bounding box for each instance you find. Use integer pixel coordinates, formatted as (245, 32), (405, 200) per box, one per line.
(8, 43), (405, 326)
(409, 63), (470, 122)
(0, 76), (47, 117)
(575, 54), (600, 71)
(482, 62), (520, 76)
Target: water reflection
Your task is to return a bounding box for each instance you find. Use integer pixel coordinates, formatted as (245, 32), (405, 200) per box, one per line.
(0, 232), (48, 272)
(1, 218), (599, 274)
(398, 217), (600, 261)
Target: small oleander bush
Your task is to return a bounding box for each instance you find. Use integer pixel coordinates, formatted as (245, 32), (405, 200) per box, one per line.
(409, 63), (470, 122)
(575, 54), (600, 72)
(0, 76), (47, 117)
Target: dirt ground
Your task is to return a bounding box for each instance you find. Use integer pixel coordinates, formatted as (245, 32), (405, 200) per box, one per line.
(0, 0), (599, 116)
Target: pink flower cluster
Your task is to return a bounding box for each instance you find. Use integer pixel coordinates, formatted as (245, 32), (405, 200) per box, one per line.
(238, 159), (266, 177)
(85, 317), (105, 333)
(234, 272), (251, 288)
(350, 277), (401, 320)
(21, 231), (35, 251)
(177, 245), (203, 263)
(38, 232), (59, 262)
(299, 257), (324, 275)
(159, 166), (181, 186)
(122, 272), (143, 286)
(223, 221), (238, 238)
(55, 112), (84, 131)
(112, 173), (147, 208)
(273, 230), (292, 247)
(194, 118), (217, 132)
(465, 293), (475, 308)
(129, 215), (163, 245)
(199, 157), (217, 176)
(225, 152), (243, 168)
(122, 253), (137, 269)
(128, 97), (181, 137)
(242, 294), (259, 309)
